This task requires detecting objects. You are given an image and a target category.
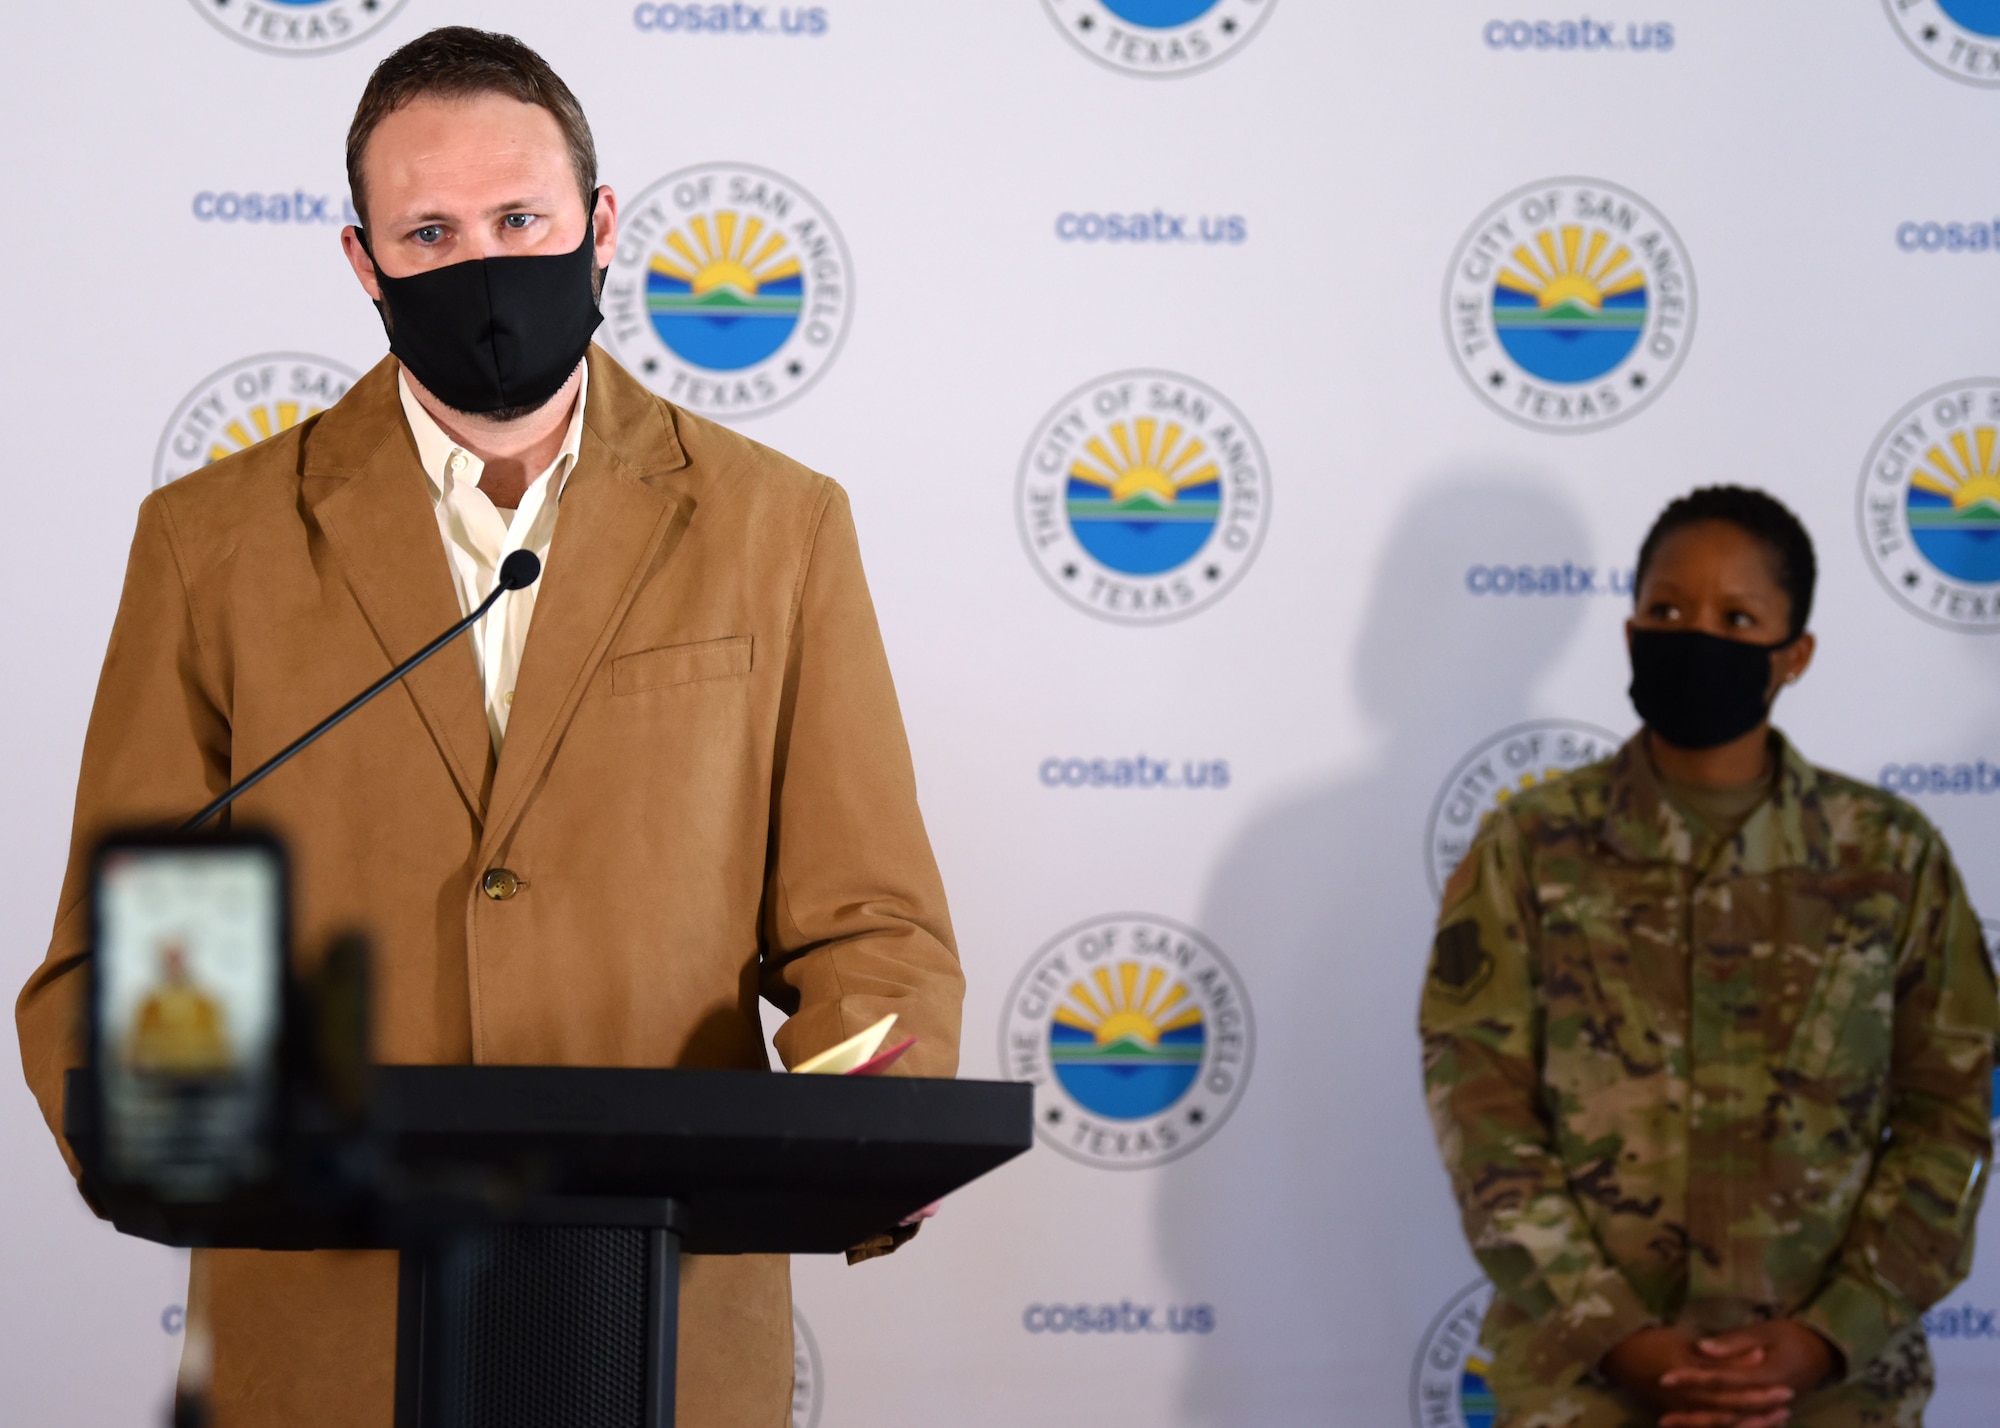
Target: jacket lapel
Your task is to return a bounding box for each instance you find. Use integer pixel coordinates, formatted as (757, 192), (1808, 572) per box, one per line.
(479, 349), (689, 855)
(304, 358), (495, 821)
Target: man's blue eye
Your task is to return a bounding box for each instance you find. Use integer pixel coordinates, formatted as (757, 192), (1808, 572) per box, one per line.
(414, 226), (443, 244)
(504, 214), (532, 229)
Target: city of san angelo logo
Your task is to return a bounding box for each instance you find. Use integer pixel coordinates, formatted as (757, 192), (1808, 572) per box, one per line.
(1886, 0), (2000, 86)
(1857, 380), (2000, 630)
(1001, 914), (1253, 1170)
(1017, 371), (1270, 624)
(1411, 1281), (1498, 1428)
(1041, 0), (1277, 76)
(153, 353), (358, 489)
(187, 0), (409, 55)
(601, 163), (852, 420)
(1425, 721), (1619, 896)
(1445, 179), (1695, 433)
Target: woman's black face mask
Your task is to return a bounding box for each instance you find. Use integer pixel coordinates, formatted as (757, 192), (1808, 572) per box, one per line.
(1627, 626), (1798, 752)
(358, 193), (603, 418)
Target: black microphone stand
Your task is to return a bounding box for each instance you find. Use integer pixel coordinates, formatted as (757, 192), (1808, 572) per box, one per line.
(181, 550), (541, 832)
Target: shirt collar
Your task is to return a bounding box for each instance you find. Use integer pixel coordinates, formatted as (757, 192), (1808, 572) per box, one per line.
(396, 359), (589, 504)
(1599, 728), (1829, 876)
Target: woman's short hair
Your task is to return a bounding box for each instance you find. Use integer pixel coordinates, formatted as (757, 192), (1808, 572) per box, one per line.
(346, 27), (596, 229)
(1635, 486), (1817, 639)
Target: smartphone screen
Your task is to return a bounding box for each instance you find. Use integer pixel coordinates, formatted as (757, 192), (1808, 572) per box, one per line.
(92, 837), (286, 1202)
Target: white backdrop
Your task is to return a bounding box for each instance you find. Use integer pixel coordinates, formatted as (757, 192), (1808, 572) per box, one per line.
(4, 2), (2000, 1424)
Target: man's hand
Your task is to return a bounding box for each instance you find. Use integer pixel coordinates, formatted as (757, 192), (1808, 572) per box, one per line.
(1601, 1323), (1819, 1428)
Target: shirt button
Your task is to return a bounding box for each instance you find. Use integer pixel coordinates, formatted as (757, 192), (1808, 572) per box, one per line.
(481, 868), (522, 900)
(504, 690), (514, 706)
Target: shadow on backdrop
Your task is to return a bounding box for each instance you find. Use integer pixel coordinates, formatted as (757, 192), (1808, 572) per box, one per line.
(1154, 474), (1614, 1426)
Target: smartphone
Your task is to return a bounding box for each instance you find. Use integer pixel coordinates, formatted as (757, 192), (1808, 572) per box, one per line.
(90, 832), (288, 1202)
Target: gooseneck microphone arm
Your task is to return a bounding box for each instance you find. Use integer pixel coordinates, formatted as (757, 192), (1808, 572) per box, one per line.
(181, 550), (543, 833)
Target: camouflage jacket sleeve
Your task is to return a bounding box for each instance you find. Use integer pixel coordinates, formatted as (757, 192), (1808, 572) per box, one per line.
(1419, 809), (1656, 1378)
(1797, 833), (1998, 1376)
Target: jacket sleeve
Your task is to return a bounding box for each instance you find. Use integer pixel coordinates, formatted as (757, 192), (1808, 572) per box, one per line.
(15, 493), (232, 1182)
(1798, 834), (1998, 1374)
(757, 481), (965, 1081)
(1419, 810), (1656, 1377)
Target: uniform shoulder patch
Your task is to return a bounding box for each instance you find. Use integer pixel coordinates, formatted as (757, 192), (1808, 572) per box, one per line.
(1430, 920), (1494, 1003)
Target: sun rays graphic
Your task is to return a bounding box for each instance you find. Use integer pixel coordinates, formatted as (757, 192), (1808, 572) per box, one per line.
(1066, 418), (1222, 516)
(1494, 768), (1566, 805)
(1490, 221), (1648, 384)
(1495, 224), (1647, 316)
(1910, 427), (2000, 516)
(648, 210), (802, 302)
(202, 399), (328, 466)
(644, 209), (806, 371)
(1052, 963), (1204, 1055)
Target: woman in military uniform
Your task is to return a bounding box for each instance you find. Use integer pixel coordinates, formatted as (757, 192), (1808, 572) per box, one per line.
(1421, 486), (1997, 1428)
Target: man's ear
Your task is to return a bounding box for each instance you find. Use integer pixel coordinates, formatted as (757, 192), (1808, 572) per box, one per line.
(589, 185), (619, 271)
(340, 226), (383, 302)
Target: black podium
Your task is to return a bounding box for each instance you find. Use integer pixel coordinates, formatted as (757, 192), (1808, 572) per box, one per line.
(66, 1065), (1032, 1428)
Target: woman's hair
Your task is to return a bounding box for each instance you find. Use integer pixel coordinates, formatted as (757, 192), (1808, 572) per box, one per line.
(1635, 485), (1817, 639)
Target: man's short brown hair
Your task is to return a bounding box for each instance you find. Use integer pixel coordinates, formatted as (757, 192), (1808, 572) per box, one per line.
(346, 27), (597, 230)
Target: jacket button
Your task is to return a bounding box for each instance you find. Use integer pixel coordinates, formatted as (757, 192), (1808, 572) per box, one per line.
(481, 868), (521, 900)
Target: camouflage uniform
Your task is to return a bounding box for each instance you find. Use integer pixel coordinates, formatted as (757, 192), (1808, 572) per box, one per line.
(1421, 732), (1997, 1427)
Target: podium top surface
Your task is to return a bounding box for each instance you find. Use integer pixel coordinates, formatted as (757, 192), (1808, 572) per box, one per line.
(65, 1065), (1033, 1255)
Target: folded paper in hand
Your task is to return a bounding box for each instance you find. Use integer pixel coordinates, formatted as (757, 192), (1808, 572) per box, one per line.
(792, 1014), (916, 1077)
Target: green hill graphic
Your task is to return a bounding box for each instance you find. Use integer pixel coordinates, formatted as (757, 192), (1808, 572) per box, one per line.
(1052, 1035), (1203, 1064)
(1910, 496), (2000, 528)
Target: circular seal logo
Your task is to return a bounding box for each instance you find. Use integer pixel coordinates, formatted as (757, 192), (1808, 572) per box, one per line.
(1857, 380), (2000, 631)
(1885, 0), (2000, 86)
(1017, 370), (1270, 624)
(154, 353), (358, 489)
(790, 1308), (823, 1428)
(602, 163), (852, 421)
(1410, 1281), (1498, 1428)
(1040, 0), (1278, 77)
(1445, 178), (1696, 433)
(1426, 720), (1621, 896)
(187, 0), (409, 55)
(1001, 914), (1253, 1170)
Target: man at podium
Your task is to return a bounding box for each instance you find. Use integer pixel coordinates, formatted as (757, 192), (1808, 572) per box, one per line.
(15, 26), (964, 1427)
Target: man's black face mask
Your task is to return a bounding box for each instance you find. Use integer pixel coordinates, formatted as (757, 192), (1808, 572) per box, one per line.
(1627, 626), (1799, 752)
(358, 192), (603, 418)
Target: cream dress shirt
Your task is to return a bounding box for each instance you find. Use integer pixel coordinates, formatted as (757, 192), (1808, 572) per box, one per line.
(396, 363), (587, 750)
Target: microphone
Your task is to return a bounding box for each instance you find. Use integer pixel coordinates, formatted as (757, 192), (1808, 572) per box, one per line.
(181, 550), (542, 831)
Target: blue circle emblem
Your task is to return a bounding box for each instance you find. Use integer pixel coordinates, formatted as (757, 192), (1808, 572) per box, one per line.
(1908, 480), (2000, 583)
(603, 163), (853, 420)
(1460, 1364), (1497, 1428)
(645, 220), (805, 372)
(1050, 981), (1206, 1120)
(1003, 914), (1254, 1168)
(1101, 0), (1220, 24)
(1492, 246), (1648, 385)
(1445, 178), (1695, 432)
(1064, 416), (1225, 576)
(1855, 380), (2000, 632)
(1940, 0), (2000, 36)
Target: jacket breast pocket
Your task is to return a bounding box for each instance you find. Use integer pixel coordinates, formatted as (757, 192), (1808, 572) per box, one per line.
(610, 636), (753, 695)
(1782, 889), (1901, 1085)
